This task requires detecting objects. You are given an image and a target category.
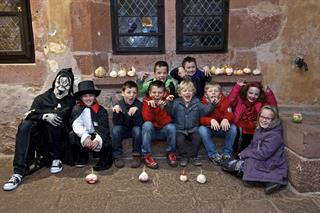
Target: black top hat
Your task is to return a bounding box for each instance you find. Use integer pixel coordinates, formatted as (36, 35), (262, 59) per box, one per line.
(74, 80), (101, 100)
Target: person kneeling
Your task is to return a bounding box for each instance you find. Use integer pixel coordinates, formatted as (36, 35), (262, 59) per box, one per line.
(69, 80), (112, 171)
(221, 105), (288, 194)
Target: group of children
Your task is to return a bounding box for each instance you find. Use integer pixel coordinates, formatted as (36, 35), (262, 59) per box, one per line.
(3, 57), (288, 195)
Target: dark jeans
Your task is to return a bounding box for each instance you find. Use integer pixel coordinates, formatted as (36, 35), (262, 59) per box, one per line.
(232, 127), (253, 158)
(112, 125), (142, 158)
(13, 120), (67, 176)
(68, 132), (113, 168)
(176, 131), (202, 158)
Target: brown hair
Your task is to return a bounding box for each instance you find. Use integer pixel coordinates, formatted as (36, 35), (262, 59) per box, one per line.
(239, 82), (266, 102)
(154, 61), (169, 73)
(146, 80), (166, 97)
(182, 56), (197, 68)
(122, 80), (138, 91)
(204, 83), (221, 93)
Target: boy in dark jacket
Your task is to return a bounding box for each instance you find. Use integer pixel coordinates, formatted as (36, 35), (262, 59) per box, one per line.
(112, 81), (143, 168)
(69, 80), (113, 171)
(198, 83), (237, 165)
(141, 80), (177, 169)
(170, 56), (211, 98)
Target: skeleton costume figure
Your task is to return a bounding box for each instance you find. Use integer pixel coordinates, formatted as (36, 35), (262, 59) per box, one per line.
(3, 68), (75, 191)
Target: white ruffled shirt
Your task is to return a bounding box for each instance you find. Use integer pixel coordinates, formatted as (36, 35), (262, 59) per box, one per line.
(72, 108), (102, 152)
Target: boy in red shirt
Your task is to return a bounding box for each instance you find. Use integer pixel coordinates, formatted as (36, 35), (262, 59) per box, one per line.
(141, 80), (177, 169)
(198, 83), (237, 165)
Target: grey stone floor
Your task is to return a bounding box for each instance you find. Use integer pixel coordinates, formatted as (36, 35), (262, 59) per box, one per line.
(0, 156), (319, 213)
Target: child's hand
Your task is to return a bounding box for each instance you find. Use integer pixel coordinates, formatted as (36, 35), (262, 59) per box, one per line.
(141, 72), (149, 81)
(157, 100), (166, 109)
(210, 119), (220, 131)
(128, 106), (138, 116)
(203, 66), (212, 77)
(210, 97), (219, 104)
(178, 67), (186, 78)
(166, 95), (174, 102)
(236, 78), (245, 86)
(113, 105), (122, 113)
(83, 137), (94, 149)
(265, 85), (271, 92)
(220, 119), (230, 131)
(147, 100), (156, 108)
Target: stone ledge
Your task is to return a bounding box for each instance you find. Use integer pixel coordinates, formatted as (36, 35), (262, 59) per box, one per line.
(283, 117), (320, 158)
(286, 147), (320, 193)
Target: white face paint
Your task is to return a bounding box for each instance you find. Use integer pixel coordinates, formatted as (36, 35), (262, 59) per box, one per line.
(53, 75), (71, 99)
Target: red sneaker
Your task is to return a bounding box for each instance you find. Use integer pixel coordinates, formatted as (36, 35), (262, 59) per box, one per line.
(167, 152), (178, 167)
(144, 154), (159, 169)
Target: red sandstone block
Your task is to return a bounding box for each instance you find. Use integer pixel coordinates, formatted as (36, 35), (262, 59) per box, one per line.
(285, 148), (320, 193)
(283, 117), (320, 158)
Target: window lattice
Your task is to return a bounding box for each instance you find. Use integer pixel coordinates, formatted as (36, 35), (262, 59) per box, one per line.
(177, 0), (228, 52)
(0, 16), (22, 51)
(112, 0), (164, 53)
(0, 0), (20, 12)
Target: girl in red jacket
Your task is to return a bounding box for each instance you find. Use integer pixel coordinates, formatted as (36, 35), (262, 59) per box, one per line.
(228, 80), (277, 158)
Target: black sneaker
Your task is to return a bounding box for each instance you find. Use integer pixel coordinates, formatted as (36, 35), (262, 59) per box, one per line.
(191, 157), (202, 166)
(179, 158), (189, 167)
(264, 183), (284, 194)
(130, 156), (142, 168)
(114, 158), (125, 168)
(3, 174), (23, 191)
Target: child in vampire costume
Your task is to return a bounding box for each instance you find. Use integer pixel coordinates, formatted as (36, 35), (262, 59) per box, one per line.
(3, 68), (75, 191)
(68, 80), (113, 171)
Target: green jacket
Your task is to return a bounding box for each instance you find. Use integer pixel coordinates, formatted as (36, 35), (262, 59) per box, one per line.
(137, 77), (177, 97)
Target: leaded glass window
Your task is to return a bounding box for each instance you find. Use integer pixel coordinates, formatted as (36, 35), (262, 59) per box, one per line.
(111, 0), (164, 53)
(0, 0), (34, 63)
(176, 0), (229, 53)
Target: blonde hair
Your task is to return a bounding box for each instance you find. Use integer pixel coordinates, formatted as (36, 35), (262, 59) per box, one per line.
(258, 105), (281, 128)
(204, 83), (221, 92)
(177, 80), (196, 95)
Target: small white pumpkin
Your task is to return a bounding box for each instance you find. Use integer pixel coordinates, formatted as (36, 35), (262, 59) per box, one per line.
(215, 67), (224, 75)
(94, 66), (107, 78)
(139, 166), (149, 182)
(196, 170), (206, 184)
(225, 67), (234, 75)
(236, 69), (244, 75)
(118, 69), (127, 77)
(180, 170), (188, 182)
(127, 66), (136, 77)
(110, 70), (118, 78)
(243, 67), (251, 74)
(85, 169), (98, 184)
(252, 68), (261, 75)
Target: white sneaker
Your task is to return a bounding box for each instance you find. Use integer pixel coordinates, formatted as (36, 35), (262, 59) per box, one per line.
(50, 160), (63, 174)
(3, 174), (23, 191)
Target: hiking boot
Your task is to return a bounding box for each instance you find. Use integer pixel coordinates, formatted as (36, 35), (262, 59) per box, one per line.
(209, 154), (222, 166)
(144, 154), (159, 169)
(50, 160), (63, 174)
(3, 174), (23, 191)
(264, 182), (284, 194)
(130, 156), (142, 168)
(167, 152), (178, 167)
(191, 157), (202, 166)
(179, 158), (189, 167)
(114, 158), (125, 168)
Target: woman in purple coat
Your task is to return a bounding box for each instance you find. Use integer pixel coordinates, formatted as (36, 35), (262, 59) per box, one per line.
(222, 105), (288, 194)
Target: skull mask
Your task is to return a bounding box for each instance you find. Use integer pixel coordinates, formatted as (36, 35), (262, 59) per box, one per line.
(53, 74), (72, 99)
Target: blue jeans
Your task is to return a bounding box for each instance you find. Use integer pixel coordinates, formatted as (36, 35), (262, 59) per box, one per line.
(141, 122), (176, 155)
(112, 125), (142, 158)
(198, 124), (237, 158)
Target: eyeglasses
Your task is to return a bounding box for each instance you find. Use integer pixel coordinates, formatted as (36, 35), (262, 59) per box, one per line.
(260, 115), (273, 121)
